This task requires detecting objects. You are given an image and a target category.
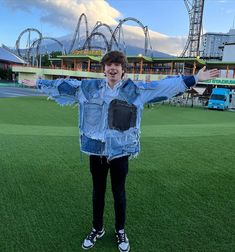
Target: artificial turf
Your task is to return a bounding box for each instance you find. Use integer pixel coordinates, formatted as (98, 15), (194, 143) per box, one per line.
(0, 96), (234, 252)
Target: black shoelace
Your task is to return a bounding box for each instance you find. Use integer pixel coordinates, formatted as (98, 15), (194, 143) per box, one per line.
(117, 232), (126, 243)
(87, 230), (98, 241)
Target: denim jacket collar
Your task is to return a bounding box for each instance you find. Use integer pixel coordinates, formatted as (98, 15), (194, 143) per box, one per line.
(98, 79), (106, 89)
(106, 79), (126, 91)
(98, 78), (134, 90)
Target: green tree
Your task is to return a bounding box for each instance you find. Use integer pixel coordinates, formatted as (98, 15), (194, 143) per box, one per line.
(40, 51), (63, 67)
(0, 67), (13, 80)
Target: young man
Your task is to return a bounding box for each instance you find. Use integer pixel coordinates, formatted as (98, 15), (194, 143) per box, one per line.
(37, 51), (219, 252)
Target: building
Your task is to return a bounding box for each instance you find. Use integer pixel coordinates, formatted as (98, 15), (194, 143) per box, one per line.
(222, 42), (235, 62)
(0, 44), (26, 68)
(12, 50), (206, 85)
(0, 43), (26, 81)
(200, 29), (235, 60)
(11, 50), (235, 91)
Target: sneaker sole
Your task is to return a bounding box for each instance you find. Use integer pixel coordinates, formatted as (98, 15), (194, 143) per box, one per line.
(82, 244), (94, 250)
(118, 245), (130, 252)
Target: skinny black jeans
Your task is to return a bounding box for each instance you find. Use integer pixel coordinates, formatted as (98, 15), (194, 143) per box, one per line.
(89, 155), (128, 231)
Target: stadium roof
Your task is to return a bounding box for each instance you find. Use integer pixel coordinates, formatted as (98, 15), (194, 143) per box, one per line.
(0, 44), (26, 64)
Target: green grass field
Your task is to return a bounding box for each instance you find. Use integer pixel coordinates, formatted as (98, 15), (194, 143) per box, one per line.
(0, 96), (234, 252)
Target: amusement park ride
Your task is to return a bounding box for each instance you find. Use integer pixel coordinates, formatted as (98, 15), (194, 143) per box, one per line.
(15, 14), (153, 66)
(181, 0), (204, 57)
(12, 0), (235, 94)
(15, 0), (204, 65)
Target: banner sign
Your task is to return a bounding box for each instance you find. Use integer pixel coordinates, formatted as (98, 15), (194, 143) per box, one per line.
(203, 78), (235, 86)
(71, 50), (102, 56)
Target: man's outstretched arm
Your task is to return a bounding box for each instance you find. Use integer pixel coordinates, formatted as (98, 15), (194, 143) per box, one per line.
(136, 67), (220, 104)
(36, 78), (81, 106)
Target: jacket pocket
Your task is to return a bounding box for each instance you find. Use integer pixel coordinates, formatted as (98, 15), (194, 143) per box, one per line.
(83, 101), (103, 127)
(106, 129), (140, 157)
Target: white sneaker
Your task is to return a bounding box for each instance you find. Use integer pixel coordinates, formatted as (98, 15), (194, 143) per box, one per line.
(82, 228), (105, 250)
(116, 229), (130, 252)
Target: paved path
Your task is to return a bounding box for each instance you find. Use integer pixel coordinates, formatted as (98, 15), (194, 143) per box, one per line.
(0, 87), (44, 98)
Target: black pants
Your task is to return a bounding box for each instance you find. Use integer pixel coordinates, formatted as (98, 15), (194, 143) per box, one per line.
(89, 155), (129, 231)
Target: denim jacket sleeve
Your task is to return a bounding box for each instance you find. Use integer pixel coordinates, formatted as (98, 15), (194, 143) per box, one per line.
(36, 78), (81, 105)
(136, 75), (197, 104)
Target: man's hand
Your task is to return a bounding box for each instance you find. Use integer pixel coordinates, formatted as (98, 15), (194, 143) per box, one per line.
(198, 66), (220, 81)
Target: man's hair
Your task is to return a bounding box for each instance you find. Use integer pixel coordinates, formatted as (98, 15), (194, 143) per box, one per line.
(101, 51), (128, 73)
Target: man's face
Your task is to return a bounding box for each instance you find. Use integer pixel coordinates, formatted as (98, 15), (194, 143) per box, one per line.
(104, 62), (124, 85)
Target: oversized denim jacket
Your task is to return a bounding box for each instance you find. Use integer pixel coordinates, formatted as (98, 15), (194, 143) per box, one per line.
(37, 75), (197, 160)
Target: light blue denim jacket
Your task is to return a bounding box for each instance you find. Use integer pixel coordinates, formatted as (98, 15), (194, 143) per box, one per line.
(37, 75), (197, 160)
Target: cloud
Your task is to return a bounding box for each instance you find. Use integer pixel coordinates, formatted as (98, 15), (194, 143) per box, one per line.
(120, 25), (186, 56)
(3, 0), (121, 30)
(3, 0), (185, 55)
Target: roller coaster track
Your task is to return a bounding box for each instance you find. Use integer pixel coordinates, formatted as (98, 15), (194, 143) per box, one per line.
(29, 36), (65, 65)
(69, 15), (151, 55)
(90, 21), (119, 49)
(69, 13), (89, 53)
(82, 32), (110, 52)
(110, 17), (149, 55)
(15, 28), (42, 61)
(16, 14), (152, 64)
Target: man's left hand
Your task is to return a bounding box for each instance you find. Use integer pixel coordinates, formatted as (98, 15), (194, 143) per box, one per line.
(198, 66), (220, 81)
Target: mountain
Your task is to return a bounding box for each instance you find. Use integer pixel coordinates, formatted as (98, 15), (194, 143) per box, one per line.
(34, 34), (173, 58)
(14, 33), (174, 58)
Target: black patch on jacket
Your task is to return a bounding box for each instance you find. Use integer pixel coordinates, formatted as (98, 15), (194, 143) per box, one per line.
(108, 99), (137, 131)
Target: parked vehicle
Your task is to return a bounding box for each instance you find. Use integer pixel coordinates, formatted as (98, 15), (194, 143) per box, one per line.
(208, 88), (230, 110)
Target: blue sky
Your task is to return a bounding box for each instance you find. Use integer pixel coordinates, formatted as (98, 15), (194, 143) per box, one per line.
(0, 0), (234, 55)
(107, 0), (235, 35)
